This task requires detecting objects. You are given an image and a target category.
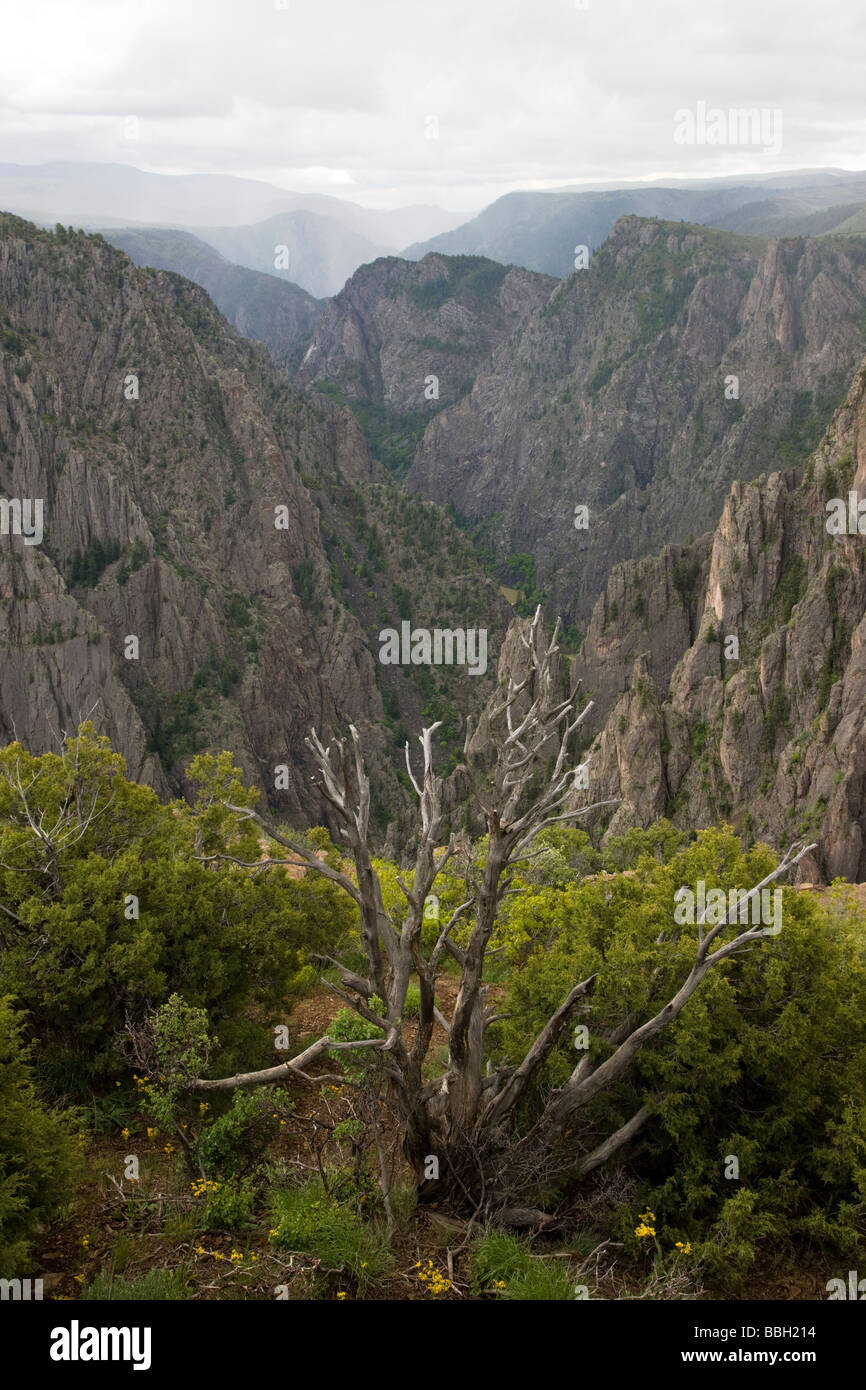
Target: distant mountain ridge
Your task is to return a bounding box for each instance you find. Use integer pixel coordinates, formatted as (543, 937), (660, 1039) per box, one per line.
(0, 161), (465, 298)
(403, 171), (866, 276)
(194, 211), (390, 299)
(0, 160), (461, 242)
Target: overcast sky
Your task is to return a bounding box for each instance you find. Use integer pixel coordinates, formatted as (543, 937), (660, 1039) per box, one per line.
(1, 0), (864, 212)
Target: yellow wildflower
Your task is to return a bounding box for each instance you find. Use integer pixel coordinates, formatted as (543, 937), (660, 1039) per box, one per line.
(635, 1209), (657, 1239)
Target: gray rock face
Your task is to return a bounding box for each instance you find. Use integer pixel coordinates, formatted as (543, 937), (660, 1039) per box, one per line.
(0, 214), (508, 832)
(100, 228), (324, 373)
(294, 253), (556, 470)
(0, 541), (165, 790)
(574, 354), (866, 882)
(407, 216), (866, 629)
(569, 539), (712, 737)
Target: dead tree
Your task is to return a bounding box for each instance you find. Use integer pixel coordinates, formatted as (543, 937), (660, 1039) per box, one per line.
(190, 608), (815, 1215)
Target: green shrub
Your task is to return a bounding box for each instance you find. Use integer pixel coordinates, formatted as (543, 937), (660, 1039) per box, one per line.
(501, 826), (866, 1289)
(602, 819), (686, 872)
(269, 1179), (393, 1294)
(67, 536), (122, 588)
(535, 827), (603, 878)
(329, 1003), (384, 1043)
(198, 1088), (292, 1179)
(760, 687), (790, 753)
(774, 556), (807, 624)
(202, 1177), (257, 1231)
(0, 996), (82, 1276)
(0, 728), (355, 1095)
(469, 1229), (576, 1300)
(326, 1001), (388, 1083)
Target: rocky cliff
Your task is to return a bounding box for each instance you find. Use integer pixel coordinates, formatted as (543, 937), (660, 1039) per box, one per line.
(0, 214), (509, 832)
(574, 354), (866, 882)
(100, 228), (324, 373)
(408, 216), (866, 629)
(295, 252), (556, 474)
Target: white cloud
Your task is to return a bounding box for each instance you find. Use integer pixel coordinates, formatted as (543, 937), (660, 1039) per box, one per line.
(0, 0), (864, 209)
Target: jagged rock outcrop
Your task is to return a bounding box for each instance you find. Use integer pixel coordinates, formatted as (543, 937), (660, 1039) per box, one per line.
(577, 354), (866, 882)
(569, 538), (713, 736)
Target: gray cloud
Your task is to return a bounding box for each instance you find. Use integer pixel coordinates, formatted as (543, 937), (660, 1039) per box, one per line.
(1, 0), (864, 211)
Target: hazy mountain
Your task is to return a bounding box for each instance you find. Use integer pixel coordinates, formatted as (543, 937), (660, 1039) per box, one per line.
(292, 199), (464, 250)
(403, 172), (866, 277)
(0, 162), (466, 298)
(716, 199), (866, 238)
(196, 211), (392, 298)
(824, 207), (866, 235)
(100, 227), (324, 371)
(0, 213), (508, 827)
(406, 216), (866, 628)
(0, 160), (461, 245)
